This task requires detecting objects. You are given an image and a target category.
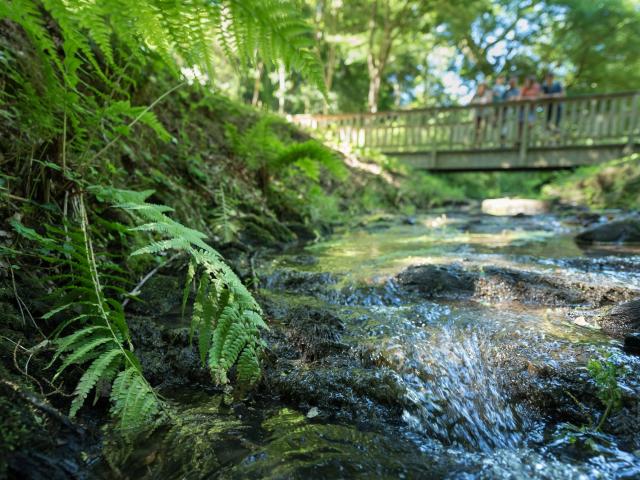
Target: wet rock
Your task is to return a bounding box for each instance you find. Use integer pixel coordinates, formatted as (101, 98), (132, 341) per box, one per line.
(259, 298), (407, 424)
(396, 264), (475, 297)
(262, 269), (339, 296)
(600, 299), (640, 337)
(126, 274), (184, 318)
(0, 368), (91, 480)
(280, 306), (347, 361)
(397, 263), (636, 307)
(624, 333), (640, 355)
(129, 316), (210, 387)
(576, 216), (640, 243)
(263, 359), (407, 424)
(472, 266), (631, 306)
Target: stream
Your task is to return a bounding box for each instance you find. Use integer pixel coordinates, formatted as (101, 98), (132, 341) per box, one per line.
(100, 210), (640, 479)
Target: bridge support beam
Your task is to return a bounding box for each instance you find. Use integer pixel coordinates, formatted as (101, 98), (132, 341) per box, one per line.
(389, 144), (636, 172)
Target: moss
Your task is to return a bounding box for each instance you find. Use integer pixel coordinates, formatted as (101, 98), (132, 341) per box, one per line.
(0, 382), (33, 475)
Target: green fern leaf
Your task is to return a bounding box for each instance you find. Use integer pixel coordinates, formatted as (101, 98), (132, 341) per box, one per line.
(70, 348), (122, 417)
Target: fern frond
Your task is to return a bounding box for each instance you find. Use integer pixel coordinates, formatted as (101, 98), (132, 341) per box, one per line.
(54, 335), (114, 380)
(70, 348), (122, 417)
(110, 367), (161, 433)
(212, 186), (240, 243)
(236, 345), (261, 386)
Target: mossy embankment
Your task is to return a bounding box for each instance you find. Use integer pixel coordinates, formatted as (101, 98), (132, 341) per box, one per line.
(542, 154), (640, 210)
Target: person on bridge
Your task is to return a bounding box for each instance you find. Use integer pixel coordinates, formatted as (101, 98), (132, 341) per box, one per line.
(542, 72), (564, 130)
(517, 75), (541, 143)
(503, 76), (520, 102)
(492, 75), (507, 103)
(501, 76), (520, 145)
(492, 75), (508, 145)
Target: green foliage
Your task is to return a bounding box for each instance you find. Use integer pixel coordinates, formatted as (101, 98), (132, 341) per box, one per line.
(0, 0), (325, 203)
(542, 154), (640, 210)
(587, 353), (624, 431)
(1, 0), (324, 90)
(398, 171), (465, 208)
(212, 185), (241, 244)
(226, 117), (346, 192)
(93, 186), (267, 388)
(13, 200), (163, 437)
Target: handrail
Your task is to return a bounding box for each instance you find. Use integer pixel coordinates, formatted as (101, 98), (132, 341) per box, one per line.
(290, 91), (640, 162)
(292, 91), (640, 121)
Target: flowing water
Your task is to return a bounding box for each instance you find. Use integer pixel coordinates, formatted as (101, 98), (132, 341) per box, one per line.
(102, 211), (640, 479)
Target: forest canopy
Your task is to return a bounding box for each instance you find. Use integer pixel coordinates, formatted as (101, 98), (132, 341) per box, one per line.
(251, 0), (640, 113)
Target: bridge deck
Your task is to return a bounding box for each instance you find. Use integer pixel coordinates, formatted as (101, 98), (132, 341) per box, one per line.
(292, 92), (639, 171)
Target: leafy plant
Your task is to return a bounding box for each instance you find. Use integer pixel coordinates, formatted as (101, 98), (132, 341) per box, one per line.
(556, 351), (626, 448)
(226, 117), (346, 193)
(13, 199), (163, 436)
(1, 0), (325, 203)
(587, 353), (624, 431)
(94, 186), (267, 387)
(212, 185), (241, 244)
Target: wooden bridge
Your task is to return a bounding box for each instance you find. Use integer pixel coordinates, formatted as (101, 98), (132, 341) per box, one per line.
(292, 92), (640, 171)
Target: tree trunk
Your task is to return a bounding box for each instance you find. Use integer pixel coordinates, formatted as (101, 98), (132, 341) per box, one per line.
(277, 62), (286, 114)
(367, 65), (382, 113)
(251, 61), (263, 107)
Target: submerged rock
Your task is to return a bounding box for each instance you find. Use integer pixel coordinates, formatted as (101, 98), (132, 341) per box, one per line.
(227, 410), (456, 479)
(576, 216), (640, 243)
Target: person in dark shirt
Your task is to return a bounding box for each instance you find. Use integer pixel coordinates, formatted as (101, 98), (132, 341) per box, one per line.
(503, 76), (520, 101)
(542, 72), (564, 130)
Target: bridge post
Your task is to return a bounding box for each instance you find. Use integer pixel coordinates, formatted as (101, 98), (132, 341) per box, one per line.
(519, 102), (530, 164)
(626, 93), (639, 154)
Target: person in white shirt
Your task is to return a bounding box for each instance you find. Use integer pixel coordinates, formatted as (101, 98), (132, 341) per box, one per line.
(471, 82), (493, 146)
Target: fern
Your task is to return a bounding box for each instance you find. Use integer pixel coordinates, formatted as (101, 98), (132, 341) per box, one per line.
(92, 186), (267, 389)
(277, 140), (348, 182)
(13, 197), (163, 436)
(226, 117), (346, 191)
(2, 0), (325, 207)
(212, 185), (241, 243)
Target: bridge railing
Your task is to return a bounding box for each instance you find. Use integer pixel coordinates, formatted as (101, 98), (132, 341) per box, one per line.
(292, 91), (639, 154)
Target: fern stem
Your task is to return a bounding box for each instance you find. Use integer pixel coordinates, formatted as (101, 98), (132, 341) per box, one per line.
(86, 81), (186, 165)
(596, 399), (613, 432)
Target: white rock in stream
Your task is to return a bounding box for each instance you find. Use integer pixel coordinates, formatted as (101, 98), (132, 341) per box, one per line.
(481, 198), (549, 216)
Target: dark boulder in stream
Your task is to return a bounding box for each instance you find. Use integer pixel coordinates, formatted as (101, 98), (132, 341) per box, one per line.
(396, 264), (475, 297)
(397, 263), (636, 307)
(600, 298), (640, 337)
(576, 216), (640, 243)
